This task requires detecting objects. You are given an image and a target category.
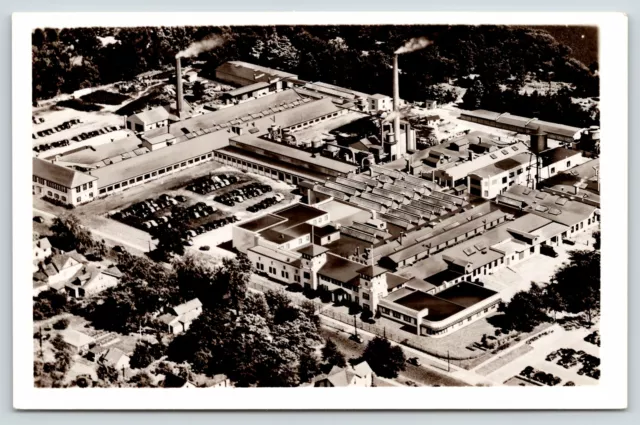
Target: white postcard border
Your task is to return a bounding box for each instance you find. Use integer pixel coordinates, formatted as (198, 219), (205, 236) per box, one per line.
(13, 11), (628, 410)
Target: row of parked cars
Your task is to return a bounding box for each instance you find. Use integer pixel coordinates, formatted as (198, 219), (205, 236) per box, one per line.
(33, 139), (71, 153)
(111, 194), (186, 226)
(183, 216), (240, 246)
(187, 173), (239, 195)
(71, 125), (122, 142)
(33, 117), (81, 138)
(214, 183), (272, 207)
(246, 194), (285, 212)
(520, 366), (562, 386)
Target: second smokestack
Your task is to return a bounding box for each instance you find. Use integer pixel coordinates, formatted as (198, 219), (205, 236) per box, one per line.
(176, 57), (183, 116)
(393, 55), (401, 144)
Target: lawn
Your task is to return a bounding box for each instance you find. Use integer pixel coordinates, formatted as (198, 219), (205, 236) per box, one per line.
(476, 344), (534, 376)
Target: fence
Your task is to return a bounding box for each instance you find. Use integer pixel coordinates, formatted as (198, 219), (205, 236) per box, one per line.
(320, 308), (482, 366)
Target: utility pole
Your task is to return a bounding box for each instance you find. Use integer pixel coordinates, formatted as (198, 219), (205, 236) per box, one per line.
(38, 326), (43, 358)
(447, 350), (450, 372)
(354, 315), (358, 337)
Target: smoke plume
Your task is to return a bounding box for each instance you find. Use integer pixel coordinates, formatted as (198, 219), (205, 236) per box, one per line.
(384, 110), (404, 123)
(395, 37), (433, 55)
(176, 35), (225, 59)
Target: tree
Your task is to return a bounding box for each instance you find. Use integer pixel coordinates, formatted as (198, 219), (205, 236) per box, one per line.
(321, 339), (346, 368)
(592, 230), (601, 250)
(499, 283), (550, 332)
(362, 337), (406, 379)
(298, 352), (321, 383)
(130, 341), (163, 369)
(548, 250), (600, 325)
(128, 372), (154, 388)
(33, 290), (69, 321)
(97, 363), (120, 385)
(51, 334), (68, 353)
(462, 79), (485, 109)
(53, 318), (70, 330)
(155, 225), (186, 259)
(50, 214), (95, 254)
(264, 290), (298, 324)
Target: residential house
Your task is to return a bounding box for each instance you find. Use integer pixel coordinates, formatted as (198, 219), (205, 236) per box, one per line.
(157, 298), (203, 334)
(33, 251), (86, 294)
(33, 237), (52, 263)
(312, 361), (374, 387)
(65, 264), (123, 298)
(161, 373), (196, 388)
(60, 329), (96, 354)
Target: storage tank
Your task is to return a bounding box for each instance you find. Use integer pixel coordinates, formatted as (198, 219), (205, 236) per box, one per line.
(529, 129), (548, 154)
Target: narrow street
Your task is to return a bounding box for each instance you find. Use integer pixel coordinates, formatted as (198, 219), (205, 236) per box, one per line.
(319, 326), (468, 387)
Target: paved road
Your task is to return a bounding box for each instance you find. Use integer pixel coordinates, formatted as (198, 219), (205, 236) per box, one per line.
(319, 326), (468, 387)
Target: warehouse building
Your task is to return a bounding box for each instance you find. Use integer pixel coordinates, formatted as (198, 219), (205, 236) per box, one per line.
(459, 110), (584, 143)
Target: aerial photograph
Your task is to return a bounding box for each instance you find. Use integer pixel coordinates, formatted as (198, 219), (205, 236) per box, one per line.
(31, 24), (601, 389)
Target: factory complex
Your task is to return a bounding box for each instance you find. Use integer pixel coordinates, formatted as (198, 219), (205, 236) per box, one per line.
(32, 59), (600, 338)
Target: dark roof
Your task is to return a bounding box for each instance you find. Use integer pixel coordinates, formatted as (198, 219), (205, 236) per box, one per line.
(297, 244), (329, 257)
(393, 291), (466, 320)
(435, 281), (497, 307)
(357, 265), (388, 278)
(238, 214), (286, 232)
(386, 273), (409, 290)
(273, 204), (326, 228)
(33, 157), (97, 188)
(318, 254), (364, 285)
(313, 224), (339, 237)
(424, 269), (464, 287)
(540, 147), (581, 167)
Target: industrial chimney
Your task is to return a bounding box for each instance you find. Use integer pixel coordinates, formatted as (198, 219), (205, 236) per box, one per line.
(393, 55), (402, 151)
(176, 57), (184, 117)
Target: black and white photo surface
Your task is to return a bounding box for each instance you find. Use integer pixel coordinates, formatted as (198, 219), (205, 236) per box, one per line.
(13, 12), (627, 410)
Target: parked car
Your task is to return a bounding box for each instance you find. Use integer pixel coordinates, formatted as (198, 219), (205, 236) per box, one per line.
(199, 245), (210, 251)
(349, 334), (363, 343)
(540, 244), (559, 258)
(33, 216), (45, 223)
(407, 357), (421, 366)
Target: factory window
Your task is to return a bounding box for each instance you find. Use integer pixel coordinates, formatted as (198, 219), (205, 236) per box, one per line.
(114, 183), (121, 189)
(122, 181), (128, 187)
(502, 177), (507, 184)
(304, 272), (310, 279)
(82, 183), (88, 190)
(530, 246), (535, 253)
(159, 169), (166, 175)
(181, 162), (187, 167)
(54, 193), (59, 199)
(165, 167), (172, 172)
(483, 190), (488, 197)
(47, 191), (52, 196)
(107, 186), (113, 192)
(152, 172), (157, 177)
(551, 167), (556, 174)
(380, 307), (389, 314)
(194, 157), (200, 163)
(201, 155), (206, 160)
(76, 197), (80, 203)
(517, 168), (523, 175)
(76, 187), (81, 193)
(362, 293), (370, 300)
(509, 171), (515, 178)
(207, 153), (212, 158)
(137, 176), (143, 182)
(392, 311), (401, 319)
(129, 179), (135, 184)
(88, 181), (93, 188)
(173, 165), (179, 170)
(89, 192), (94, 197)
(99, 189), (106, 194)
(403, 315), (413, 324)
(188, 160), (194, 164)
(144, 174), (150, 179)
(566, 161), (571, 167)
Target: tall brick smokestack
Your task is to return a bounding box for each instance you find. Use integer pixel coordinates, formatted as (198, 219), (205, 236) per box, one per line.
(393, 54), (401, 145)
(176, 57), (183, 116)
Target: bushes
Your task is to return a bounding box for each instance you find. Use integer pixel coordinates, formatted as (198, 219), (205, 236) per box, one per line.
(53, 318), (70, 330)
(56, 98), (103, 112)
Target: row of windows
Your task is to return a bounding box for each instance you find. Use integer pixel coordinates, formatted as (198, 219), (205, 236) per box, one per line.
(45, 180), (68, 193)
(380, 307), (416, 324)
(318, 275), (358, 292)
(287, 111), (341, 131)
(97, 154), (213, 195)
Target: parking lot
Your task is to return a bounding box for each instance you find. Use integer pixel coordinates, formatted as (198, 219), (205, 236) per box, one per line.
(101, 165), (298, 254)
(485, 322), (600, 386)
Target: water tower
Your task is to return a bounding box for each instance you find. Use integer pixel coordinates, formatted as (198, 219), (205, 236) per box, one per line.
(528, 128), (548, 189)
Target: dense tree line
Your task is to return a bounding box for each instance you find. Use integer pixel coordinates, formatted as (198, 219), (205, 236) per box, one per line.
(33, 25), (598, 110)
(498, 247), (601, 332)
